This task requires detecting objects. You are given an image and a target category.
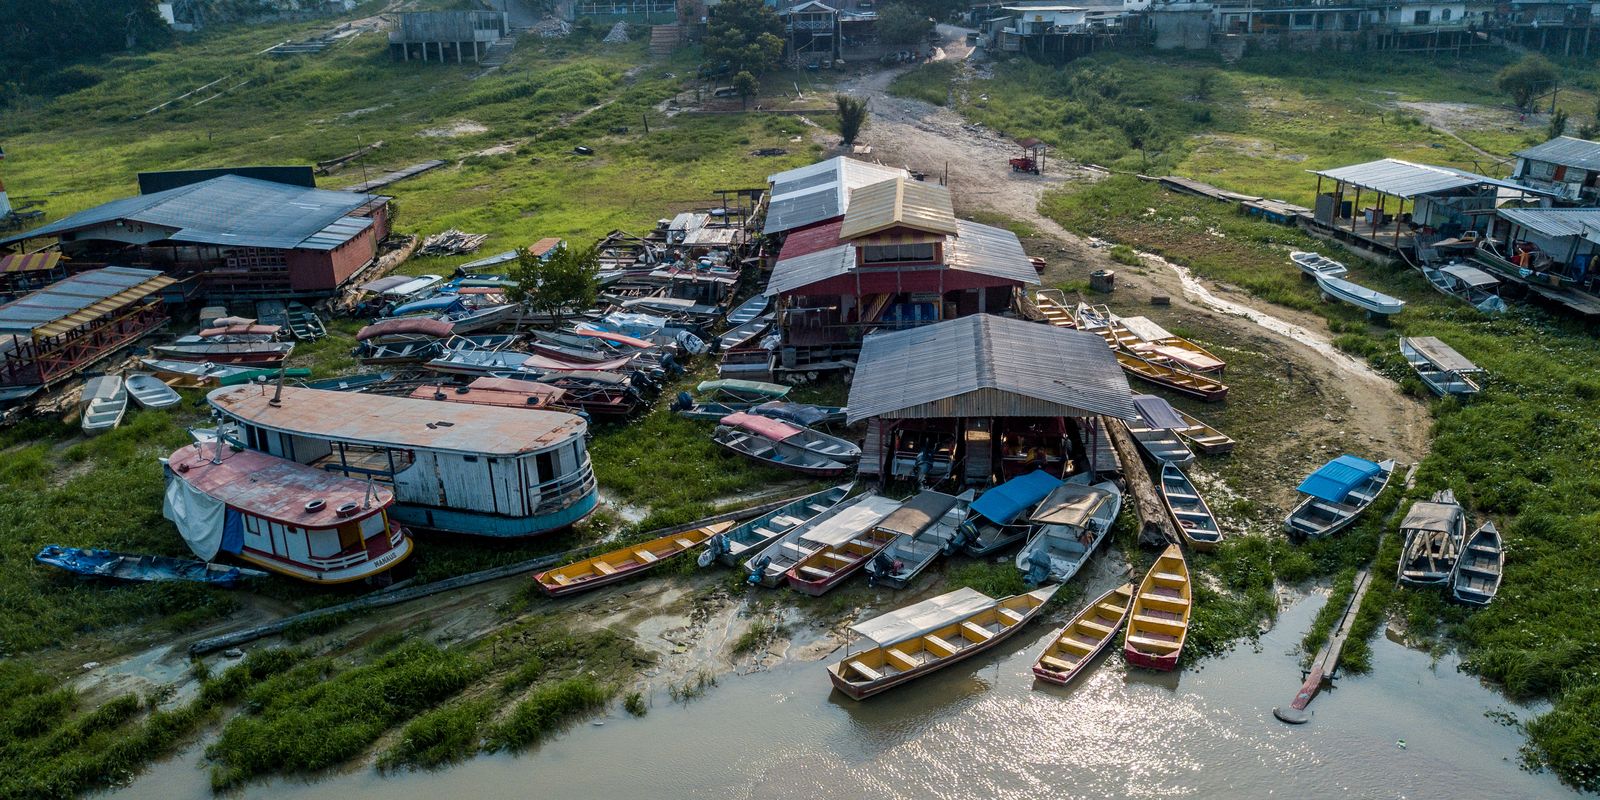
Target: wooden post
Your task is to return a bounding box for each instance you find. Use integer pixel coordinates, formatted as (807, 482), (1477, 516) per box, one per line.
(1107, 420), (1179, 546)
(1351, 185), (1362, 235)
(1394, 196), (1405, 250)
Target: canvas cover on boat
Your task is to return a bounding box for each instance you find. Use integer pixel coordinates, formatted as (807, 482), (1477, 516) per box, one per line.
(971, 470), (1064, 525)
(1401, 501), (1462, 533)
(1119, 316), (1174, 344)
(849, 587), (996, 646)
(389, 295), (466, 316)
(722, 412), (802, 442)
(875, 491), (960, 537)
(698, 379), (790, 398)
(357, 317), (454, 341)
(753, 401), (833, 428)
(1132, 394), (1187, 431)
(1404, 336), (1480, 374)
(163, 472), (242, 561)
(1297, 455), (1382, 503)
(802, 495), (904, 546)
(1029, 483), (1113, 527)
(1440, 263), (1499, 288)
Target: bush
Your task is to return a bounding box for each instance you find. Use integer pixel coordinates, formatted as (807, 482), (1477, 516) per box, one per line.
(486, 677), (610, 751)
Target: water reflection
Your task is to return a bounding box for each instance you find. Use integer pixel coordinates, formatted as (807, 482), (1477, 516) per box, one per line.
(116, 593), (1574, 800)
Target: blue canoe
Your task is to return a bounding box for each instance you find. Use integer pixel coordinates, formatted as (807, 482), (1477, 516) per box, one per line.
(35, 545), (269, 588)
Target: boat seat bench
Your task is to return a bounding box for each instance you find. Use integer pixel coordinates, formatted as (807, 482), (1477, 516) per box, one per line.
(885, 648), (919, 672)
(1141, 592), (1189, 607)
(925, 635), (960, 657)
(635, 550), (658, 563)
(1127, 634), (1180, 650)
(961, 621), (994, 641)
(591, 561), (617, 575)
(849, 660), (883, 681)
(1039, 655), (1074, 673)
(797, 565), (832, 580)
(998, 608), (1025, 625)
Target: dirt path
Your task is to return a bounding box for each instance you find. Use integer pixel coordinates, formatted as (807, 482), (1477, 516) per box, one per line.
(829, 32), (1430, 486)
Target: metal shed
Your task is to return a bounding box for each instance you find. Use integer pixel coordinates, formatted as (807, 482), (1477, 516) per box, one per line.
(764, 157), (910, 235)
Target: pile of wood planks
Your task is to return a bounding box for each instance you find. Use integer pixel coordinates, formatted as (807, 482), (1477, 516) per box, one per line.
(419, 229), (490, 257)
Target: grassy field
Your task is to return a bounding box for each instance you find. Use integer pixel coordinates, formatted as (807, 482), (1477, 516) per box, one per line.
(1044, 175), (1600, 791)
(895, 48), (1598, 205)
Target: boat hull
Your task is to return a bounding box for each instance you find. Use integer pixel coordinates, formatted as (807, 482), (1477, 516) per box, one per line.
(389, 489), (598, 538)
(235, 531), (414, 584)
(1032, 583), (1133, 686)
(787, 553), (873, 596)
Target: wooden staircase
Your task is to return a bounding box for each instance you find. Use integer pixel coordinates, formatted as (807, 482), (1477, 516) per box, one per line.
(650, 24), (682, 56)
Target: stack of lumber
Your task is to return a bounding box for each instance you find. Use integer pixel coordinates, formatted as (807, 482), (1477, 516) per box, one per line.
(419, 229), (490, 257)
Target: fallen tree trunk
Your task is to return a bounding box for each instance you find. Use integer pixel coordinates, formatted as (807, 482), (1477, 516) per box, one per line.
(1106, 418), (1179, 548)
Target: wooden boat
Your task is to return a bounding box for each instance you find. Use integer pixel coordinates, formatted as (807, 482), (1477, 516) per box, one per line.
(1399, 336), (1483, 398)
(744, 494), (902, 587)
(139, 358), (300, 388)
(163, 441), (413, 583)
(1123, 544), (1191, 671)
(1015, 480), (1123, 585)
(703, 483), (854, 567)
(80, 375), (127, 434)
(535, 521), (735, 597)
(409, 378), (566, 411)
(1451, 521), (1503, 606)
(1397, 489), (1466, 587)
(725, 293), (770, 327)
(1033, 289), (1077, 329)
(1290, 250), (1348, 279)
(34, 545), (268, 587)
(786, 523), (898, 596)
(1119, 316), (1226, 375)
(827, 585), (1059, 700)
(196, 323), (281, 340)
(150, 340), (294, 366)
(1115, 351), (1228, 401)
(1032, 582), (1134, 685)
(1159, 463), (1221, 551)
(124, 372), (182, 409)
(1172, 409), (1235, 455)
(698, 378), (790, 401)
(952, 469), (1064, 557)
(285, 302), (326, 340)
(536, 372), (645, 419)
(1315, 274), (1406, 316)
(1125, 396), (1195, 465)
(720, 412), (857, 464)
(864, 490), (970, 590)
(524, 353), (638, 373)
(1284, 455), (1395, 539)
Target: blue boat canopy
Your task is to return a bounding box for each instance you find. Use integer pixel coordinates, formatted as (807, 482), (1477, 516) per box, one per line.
(389, 295), (465, 316)
(971, 469), (1065, 525)
(1297, 455), (1382, 503)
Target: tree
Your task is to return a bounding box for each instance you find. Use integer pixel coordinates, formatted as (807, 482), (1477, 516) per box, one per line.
(703, 0), (784, 76)
(505, 244), (600, 324)
(1495, 55), (1557, 110)
(1549, 108), (1569, 140)
(837, 94), (868, 145)
(733, 70), (759, 110)
(877, 3), (933, 45)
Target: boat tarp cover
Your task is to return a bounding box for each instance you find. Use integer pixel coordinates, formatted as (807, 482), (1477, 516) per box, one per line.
(1401, 501), (1462, 533)
(389, 295), (466, 316)
(849, 587), (997, 646)
(574, 329), (655, 349)
(802, 495), (904, 546)
(1439, 263), (1499, 288)
(523, 353), (635, 372)
(698, 379), (790, 398)
(357, 317), (454, 341)
(358, 275), (414, 294)
(1119, 316), (1174, 344)
(754, 401), (832, 427)
(874, 491), (960, 537)
(1028, 483), (1114, 527)
(1404, 336), (1480, 374)
(971, 469), (1064, 525)
(722, 412), (802, 442)
(1297, 455), (1383, 503)
(1131, 394), (1187, 430)
(163, 474), (242, 561)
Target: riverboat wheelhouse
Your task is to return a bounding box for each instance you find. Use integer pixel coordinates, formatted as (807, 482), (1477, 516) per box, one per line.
(206, 384), (599, 537)
(163, 441), (412, 583)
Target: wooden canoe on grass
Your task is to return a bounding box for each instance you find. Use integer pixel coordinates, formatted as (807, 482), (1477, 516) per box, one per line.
(786, 525), (897, 596)
(1123, 544), (1191, 671)
(1172, 409), (1235, 455)
(1115, 351), (1228, 402)
(1033, 290), (1077, 329)
(1033, 582), (1134, 686)
(828, 585), (1060, 700)
(535, 521), (734, 597)
(1450, 521), (1503, 606)
(1159, 463), (1222, 552)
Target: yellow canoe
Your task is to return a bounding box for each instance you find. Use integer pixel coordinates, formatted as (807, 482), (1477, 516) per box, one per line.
(1033, 582), (1134, 685)
(536, 521), (734, 597)
(1123, 544), (1191, 671)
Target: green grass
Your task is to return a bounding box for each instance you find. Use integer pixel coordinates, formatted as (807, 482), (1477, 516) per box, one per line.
(888, 61), (957, 106)
(486, 676), (612, 751)
(378, 699), (494, 772)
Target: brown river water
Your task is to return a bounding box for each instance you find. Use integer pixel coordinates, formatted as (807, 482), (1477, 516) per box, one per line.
(113, 591), (1576, 800)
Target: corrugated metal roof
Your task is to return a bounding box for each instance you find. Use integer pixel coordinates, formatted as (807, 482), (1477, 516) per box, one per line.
(838, 178), (958, 240)
(207, 385), (587, 455)
(0, 252), (62, 274)
(764, 218), (1038, 296)
(1515, 136), (1600, 171)
(1, 175), (381, 251)
(946, 219), (1040, 286)
(1497, 207), (1600, 237)
(295, 216), (373, 251)
(1310, 159), (1485, 198)
(845, 314), (1135, 424)
(776, 220), (845, 260)
(763, 157), (910, 235)
(0, 266), (171, 338)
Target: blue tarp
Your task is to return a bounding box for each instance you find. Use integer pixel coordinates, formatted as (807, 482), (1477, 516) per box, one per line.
(221, 509), (244, 555)
(389, 296), (465, 316)
(1297, 455), (1382, 503)
(971, 469), (1065, 525)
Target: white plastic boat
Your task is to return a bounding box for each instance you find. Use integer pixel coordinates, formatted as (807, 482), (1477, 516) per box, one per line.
(1290, 251), (1348, 278)
(1315, 274), (1406, 316)
(124, 372), (182, 409)
(1014, 480), (1124, 585)
(80, 375), (127, 434)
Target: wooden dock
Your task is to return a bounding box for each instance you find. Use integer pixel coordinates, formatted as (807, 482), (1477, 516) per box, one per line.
(343, 160), (447, 193)
(1274, 569), (1373, 724)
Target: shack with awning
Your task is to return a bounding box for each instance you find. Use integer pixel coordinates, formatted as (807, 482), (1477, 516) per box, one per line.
(0, 266), (173, 395)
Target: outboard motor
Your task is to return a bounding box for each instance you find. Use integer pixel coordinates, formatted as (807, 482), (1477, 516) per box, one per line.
(868, 551), (896, 586)
(1024, 549), (1051, 587)
(746, 555), (771, 585)
(947, 520), (975, 554)
(660, 352), (682, 377)
(672, 391), (693, 412)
